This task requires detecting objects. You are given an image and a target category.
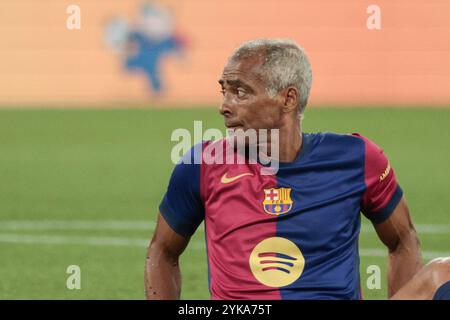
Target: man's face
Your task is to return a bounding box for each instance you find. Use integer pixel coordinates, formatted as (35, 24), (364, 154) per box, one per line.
(218, 56), (283, 132)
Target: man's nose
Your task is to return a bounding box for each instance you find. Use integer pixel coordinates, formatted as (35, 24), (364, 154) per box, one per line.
(219, 100), (232, 118)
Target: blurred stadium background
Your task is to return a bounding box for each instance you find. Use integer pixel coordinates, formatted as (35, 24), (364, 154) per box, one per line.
(0, 0), (449, 299)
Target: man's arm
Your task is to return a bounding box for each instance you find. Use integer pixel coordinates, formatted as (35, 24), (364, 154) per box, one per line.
(145, 213), (190, 300)
(373, 196), (423, 298)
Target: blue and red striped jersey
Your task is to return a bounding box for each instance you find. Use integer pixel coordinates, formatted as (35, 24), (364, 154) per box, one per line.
(159, 132), (403, 299)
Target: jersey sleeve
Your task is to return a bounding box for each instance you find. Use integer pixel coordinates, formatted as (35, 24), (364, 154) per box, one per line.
(353, 134), (403, 224)
(159, 143), (205, 238)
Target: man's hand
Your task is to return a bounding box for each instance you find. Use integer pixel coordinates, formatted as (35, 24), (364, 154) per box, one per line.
(145, 213), (190, 300)
(373, 196), (423, 298)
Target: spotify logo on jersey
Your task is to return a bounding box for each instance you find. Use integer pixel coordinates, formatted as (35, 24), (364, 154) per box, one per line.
(249, 237), (305, 287)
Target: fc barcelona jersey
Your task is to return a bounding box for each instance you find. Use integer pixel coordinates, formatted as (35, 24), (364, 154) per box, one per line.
(159, 132), (403, 299)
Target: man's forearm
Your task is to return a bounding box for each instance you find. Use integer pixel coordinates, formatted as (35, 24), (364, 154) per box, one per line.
(145, 244), (182, 300)
(387, 230), (423, 298)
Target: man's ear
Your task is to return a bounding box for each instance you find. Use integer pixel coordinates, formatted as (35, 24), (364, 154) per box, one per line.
(283, 87), (299, 113)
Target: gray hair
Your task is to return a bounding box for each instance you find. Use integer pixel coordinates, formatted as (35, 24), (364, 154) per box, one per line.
(229, 39), (313, 116)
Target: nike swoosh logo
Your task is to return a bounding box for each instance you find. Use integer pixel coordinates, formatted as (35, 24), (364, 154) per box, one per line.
(220, 172), (254, 184)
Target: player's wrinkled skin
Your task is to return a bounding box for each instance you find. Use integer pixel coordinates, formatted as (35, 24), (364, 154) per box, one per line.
(145, 39), (450, 300)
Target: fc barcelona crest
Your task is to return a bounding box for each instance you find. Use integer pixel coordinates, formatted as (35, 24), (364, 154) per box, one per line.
(263, 188), (293, 215)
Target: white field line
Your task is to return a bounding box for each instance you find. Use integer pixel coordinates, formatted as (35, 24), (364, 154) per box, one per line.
(360, 224), (450, 234)
(0, 233), (204, 250)
(0, 220), (156, 231)
(0, 233), (448, 260)
(0, 220), (448, 259)
(358, 248), (450, 260)
(0, 220), (449, 234)
(0, 233), (150, 247)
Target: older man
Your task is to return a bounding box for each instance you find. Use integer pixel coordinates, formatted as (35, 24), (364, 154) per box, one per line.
(145, 39), (450, 300)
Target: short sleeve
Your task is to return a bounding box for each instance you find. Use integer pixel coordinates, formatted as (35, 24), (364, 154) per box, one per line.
(159, 143), (205, 237)
(353, 134), (403, 224)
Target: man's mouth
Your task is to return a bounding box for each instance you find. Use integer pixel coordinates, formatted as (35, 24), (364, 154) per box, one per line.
(225, 123), (244, 130)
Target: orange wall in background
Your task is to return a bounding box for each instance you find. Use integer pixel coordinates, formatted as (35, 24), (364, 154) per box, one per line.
(0, 0), (449, 107)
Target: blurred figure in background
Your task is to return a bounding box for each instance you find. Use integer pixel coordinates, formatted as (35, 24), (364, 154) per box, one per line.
(104, 2), (187, 95)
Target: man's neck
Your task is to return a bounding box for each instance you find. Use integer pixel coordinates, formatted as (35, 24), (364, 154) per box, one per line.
(278, 124), (302, 163)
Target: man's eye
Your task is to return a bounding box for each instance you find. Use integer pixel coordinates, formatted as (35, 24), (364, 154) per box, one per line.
(237, 88), (246, 98)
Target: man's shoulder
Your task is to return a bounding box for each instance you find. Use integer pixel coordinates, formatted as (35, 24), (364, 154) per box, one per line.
(306, 131), (366, 148)
(300, 132), (370, 164)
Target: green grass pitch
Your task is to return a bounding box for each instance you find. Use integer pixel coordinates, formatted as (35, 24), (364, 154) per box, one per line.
(0, 107), (449, 299)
